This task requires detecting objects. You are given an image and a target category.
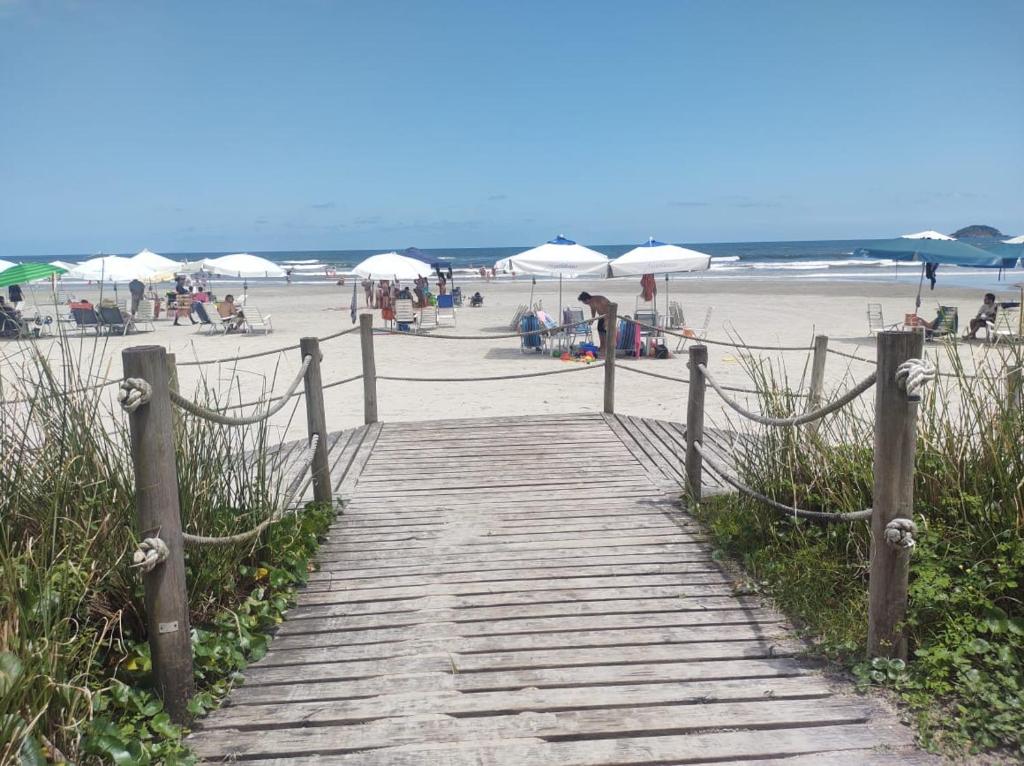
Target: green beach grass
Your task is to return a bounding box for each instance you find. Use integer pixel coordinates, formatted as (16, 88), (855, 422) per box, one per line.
(692, 342), (1024, 759)
(0, 334), (332, 764)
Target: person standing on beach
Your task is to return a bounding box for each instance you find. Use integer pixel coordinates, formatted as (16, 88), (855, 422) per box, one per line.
(361, 278), (373, 307)
(128, 278), (145, 315)
(578, 291), (612, 358)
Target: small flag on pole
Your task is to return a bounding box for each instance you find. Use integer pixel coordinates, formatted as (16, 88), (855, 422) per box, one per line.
(350, 282), (358, 324)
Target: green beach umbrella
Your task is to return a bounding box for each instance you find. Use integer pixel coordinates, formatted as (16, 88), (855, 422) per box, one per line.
(0, 262), (67, 288)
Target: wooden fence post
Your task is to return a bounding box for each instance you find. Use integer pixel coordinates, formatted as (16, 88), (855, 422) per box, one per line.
(121, 345), (194, 724)
(685, 344), (708, 503)
(805, 335), (829, 435)
(299, 337), (332, 505)
(867, 330), (923, 660)
(360, 313), (378, 424)
(603, 302), (617, 414)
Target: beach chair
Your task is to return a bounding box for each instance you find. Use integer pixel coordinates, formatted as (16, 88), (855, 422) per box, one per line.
(668, 301), (685, 330)
(509, 304), (527, 330)
(615, 317), (641, 356)
(70, 306), (101, 335)
(535, 309), (568, 352)
(244, 307), (273, 334)
(987, 307), (1022, 344)
(394, 299), (416, 332)
(675, 307), (712, 351)
(98, 305), (134, 335)
(194, 302), (229, 334)
(436, 294), (456, 327)
(634, 309), (661, 354)
(133, 300), (157, 332)
(520, 313), (544, 353)
(452, 286), (463, 306)
(563, 307), (592, 346)
(419, 304), (439, 332)
(867, 303), (888, 335)
(929, 306), (958, 341)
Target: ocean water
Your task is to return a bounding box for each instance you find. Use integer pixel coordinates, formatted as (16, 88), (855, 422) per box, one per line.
(15, 238), (1023, 292)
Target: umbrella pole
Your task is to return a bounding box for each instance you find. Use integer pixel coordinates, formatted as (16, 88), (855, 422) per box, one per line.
(558, 273), (562, 323)
(665, 274), (669, 325)
(915, 262), (925, 313)
(529, 277), (535, 309)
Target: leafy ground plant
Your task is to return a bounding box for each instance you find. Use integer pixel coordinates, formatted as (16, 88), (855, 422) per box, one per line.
(0, 334), (333, 764)
(692, 342), (1023, 759)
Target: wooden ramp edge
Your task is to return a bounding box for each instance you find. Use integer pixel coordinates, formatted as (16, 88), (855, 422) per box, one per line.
(190, 413), (933, 765)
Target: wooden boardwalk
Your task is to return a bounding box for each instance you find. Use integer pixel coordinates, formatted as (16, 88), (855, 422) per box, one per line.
(190, 413), (931, 765)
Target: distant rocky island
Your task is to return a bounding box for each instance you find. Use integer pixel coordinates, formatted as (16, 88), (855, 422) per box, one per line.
(952, 224), (1004, 238)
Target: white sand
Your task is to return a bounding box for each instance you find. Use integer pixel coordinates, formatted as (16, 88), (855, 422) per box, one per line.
(2, 276), (1017, 443)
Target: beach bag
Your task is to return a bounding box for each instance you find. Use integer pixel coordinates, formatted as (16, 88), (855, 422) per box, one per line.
(382, 307), (395, 321)
(520, 315), (543, 348)
(653, 341), (669, 359)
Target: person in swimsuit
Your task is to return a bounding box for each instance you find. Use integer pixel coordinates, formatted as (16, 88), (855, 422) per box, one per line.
(578, 291), (612, 358)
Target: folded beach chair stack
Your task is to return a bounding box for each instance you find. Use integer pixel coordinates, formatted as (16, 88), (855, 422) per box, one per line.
(519, 313), (543, 353)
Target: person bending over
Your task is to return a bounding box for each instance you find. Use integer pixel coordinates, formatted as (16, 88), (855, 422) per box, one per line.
(578, 291), (611, 358)
(964, 293), (998, 339)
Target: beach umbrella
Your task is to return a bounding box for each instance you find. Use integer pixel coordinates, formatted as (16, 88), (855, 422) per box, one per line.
(0, 259), (16, 272)
(49, 260), (79, 272)
(609, 238), (712, 319)
(202, 253), (286, 279)
(68, 255), (158, 299)
(352, 252), (433, 282)
(501, 235), (609, 318)
(0, 262), (67, 288)
(130, 248), (180, 282)
(855, 231), (1004, 310)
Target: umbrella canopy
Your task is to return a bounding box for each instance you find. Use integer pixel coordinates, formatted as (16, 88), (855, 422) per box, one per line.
(0, 259), (16, 272)
(855, 232), (1004, 267)
(203, 253), (286, 279)
(1002, 235), (1024, 245)
(130, 248), (180, 281)
(352, 252), (433, 281)
(402, 247), (452, 271)
(49, 260), (79, 272)
(68, 255), (156, 283)
(501, 235), (609, 278)
(0, 262), (67, 288)
(608, 238), (712, 277)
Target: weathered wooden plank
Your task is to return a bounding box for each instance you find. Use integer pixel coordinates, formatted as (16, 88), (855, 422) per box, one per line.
(623, 414), (686, 485)
(321, 520), (691, 546)
(190, 698), (875, 759)
(239, 639), (803, 686)
(228, 656), (815, 704)
(335, 422), (382, 496)
(203, 723), (917, 766)
(270, 610), (784, 651)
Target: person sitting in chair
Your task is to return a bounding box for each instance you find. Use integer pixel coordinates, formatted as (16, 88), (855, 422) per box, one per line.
(470, 291), (483, 307)
(964, 293), (998, 339)
(0, 296), (23, 337)
(217, 294), (246, 333)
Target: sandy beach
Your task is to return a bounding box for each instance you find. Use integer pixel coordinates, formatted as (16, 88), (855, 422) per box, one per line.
(2, 275), (1017, 443)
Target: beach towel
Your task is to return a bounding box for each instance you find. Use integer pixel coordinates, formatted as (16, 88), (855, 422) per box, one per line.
(640, 273), (657, 301)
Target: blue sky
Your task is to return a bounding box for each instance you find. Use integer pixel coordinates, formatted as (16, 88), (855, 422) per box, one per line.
(1, 0), (1021, 255)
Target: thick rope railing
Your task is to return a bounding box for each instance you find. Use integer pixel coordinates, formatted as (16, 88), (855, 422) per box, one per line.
(378, 364), (601, 383)
(3, 376), (120, 406)
(695, 442), (873, 523)
(167, 355), (312, 425)
(828, 347), (877, 364)
(178, 433), (321, 547)
(698, 362), (877, 426)
(220, 372), (362, 411)
(623, 318), (814, 352)
(373, 314), (602, 341)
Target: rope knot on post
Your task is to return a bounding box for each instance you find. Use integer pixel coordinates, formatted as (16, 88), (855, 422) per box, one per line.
(131, 536), (169, 572)
(118, 378), (153, 413)
(883, 518), (917, 550)
(895, 358), (936, 402)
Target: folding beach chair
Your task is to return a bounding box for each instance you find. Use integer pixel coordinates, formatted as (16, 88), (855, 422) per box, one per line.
(509, 304), (527, 330)
(133, 300), (157, 332)
(866, 303), (889, 335)
(98, 305), (134, 335)
(419, 305), (439, 332)
(194, 302), (229, 335)
(634, 309), (661, 354)
(675, 307), (712, 352)
(986, 307), (1022, 344)
(615, 316), (641, 357)
(436, 294), (456, 327)
(519, 313), (544, 353)
(71, 305), (101, 335)
(668, 301), (685, 330)
(394, 299), (416, 332)
(244, 307), (273, 334)
(563, 307), (592, 346)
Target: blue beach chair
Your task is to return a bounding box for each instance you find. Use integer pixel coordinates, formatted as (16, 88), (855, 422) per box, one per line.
(520, 313), (543, 353)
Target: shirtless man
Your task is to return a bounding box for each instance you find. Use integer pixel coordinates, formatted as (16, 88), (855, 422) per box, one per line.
(578, 291), (611, 357)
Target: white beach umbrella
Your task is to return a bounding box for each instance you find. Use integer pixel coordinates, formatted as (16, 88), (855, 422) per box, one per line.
(352, 252), (433, 281)
(1002, 235), (1024, 245)
(609, 238), (711, 277)
(609, 238), (712, 320)
(49, 260), (79, 272)
(130, 248), (180, 281)
(500, 235), (609, 317)
(900, 230), (955, 241)
(0, 259), (16, 272)
(202, 253), (286, 279)
(68, 255), (156, 282)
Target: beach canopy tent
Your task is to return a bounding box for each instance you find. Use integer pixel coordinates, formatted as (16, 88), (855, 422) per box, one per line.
(609, 238), (712, 320)
(0, 262), (67, 288)
(855, 230), (1007, 310)
(500, 235), (610, 316)
(201, 253), (286, 279)
(352, 252), (433, 282)
(985, 235), (1024, 268)
(130, 249), (180, 281)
